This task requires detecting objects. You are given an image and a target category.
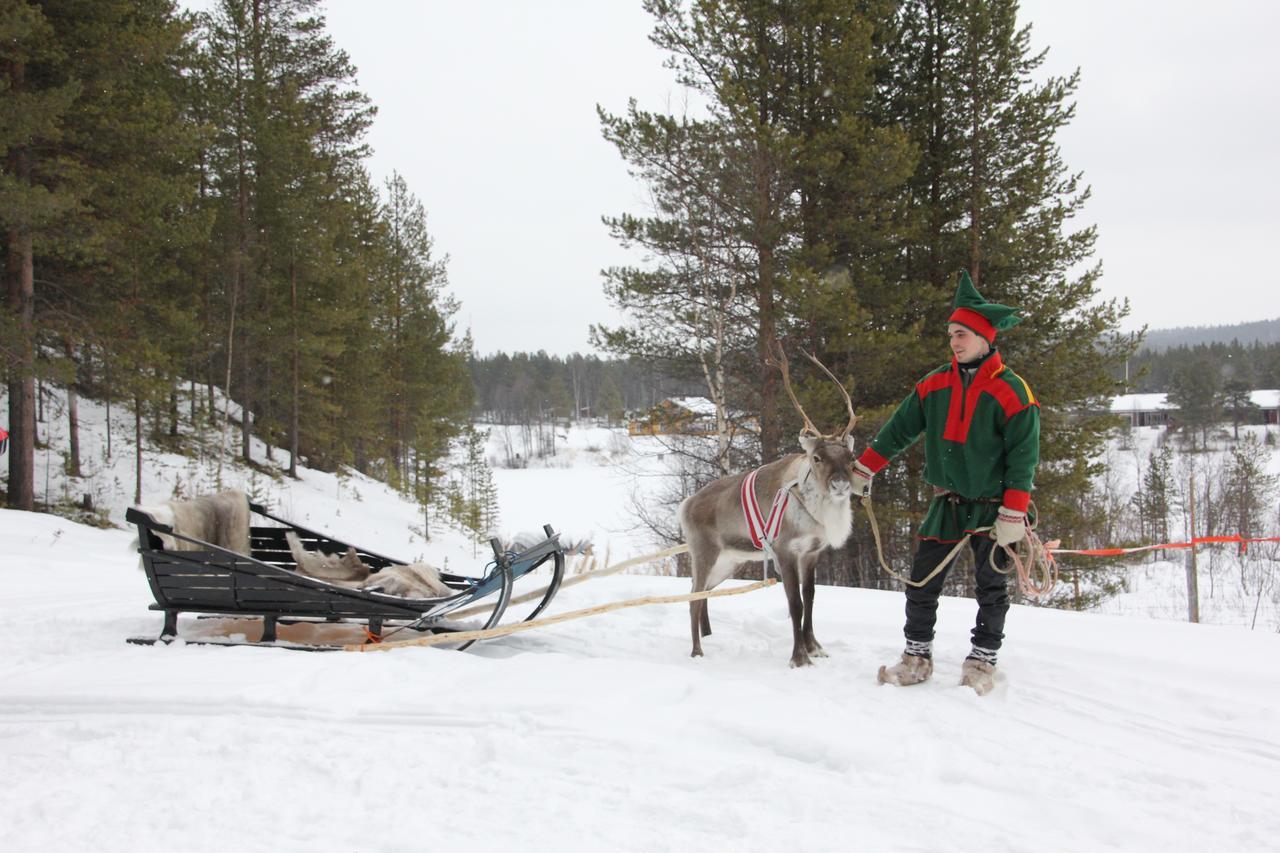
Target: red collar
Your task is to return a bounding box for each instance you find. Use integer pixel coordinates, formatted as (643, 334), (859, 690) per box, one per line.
(950, 350), (1004, 381)
(943, 351), (1005, 442)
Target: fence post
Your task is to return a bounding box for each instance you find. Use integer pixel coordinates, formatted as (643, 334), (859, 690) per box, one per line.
(1186, 472), (1200, 623)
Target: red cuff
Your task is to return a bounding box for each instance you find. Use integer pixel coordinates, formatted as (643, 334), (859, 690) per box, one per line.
(858, 447), (889, 475)
(1001, 489), (1031, 513)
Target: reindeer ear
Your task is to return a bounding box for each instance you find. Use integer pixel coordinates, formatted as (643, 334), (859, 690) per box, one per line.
(845, 434), (857, 454)
(799, 433), (820, 454)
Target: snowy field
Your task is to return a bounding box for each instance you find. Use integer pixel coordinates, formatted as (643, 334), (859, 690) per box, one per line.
(4, 384), (1280, 850)
(3, 508), (1279, 852)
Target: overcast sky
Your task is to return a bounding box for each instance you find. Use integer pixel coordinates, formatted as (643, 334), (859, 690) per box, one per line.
(185, 1), (1280, 355)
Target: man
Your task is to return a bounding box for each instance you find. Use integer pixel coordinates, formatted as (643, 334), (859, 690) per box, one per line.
(852, 271), (1039, 695)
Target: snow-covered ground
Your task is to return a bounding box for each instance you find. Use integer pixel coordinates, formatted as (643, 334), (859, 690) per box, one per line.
(4, 384), (1280, 850)
(2, 507), (1279, 852)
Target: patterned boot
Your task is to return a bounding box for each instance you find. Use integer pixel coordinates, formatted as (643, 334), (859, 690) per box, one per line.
(961, 648), (998, 695)
(877, 652), (933, 686)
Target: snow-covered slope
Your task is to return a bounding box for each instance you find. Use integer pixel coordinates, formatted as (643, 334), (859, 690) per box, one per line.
(2, 508), (1278, 852)
(0, 383), (666, 575)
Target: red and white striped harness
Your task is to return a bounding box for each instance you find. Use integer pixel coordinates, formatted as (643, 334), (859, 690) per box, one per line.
(740, 467), (791, 551)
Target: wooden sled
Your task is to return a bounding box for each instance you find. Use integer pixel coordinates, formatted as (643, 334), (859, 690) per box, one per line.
(125, 500), (565, 652)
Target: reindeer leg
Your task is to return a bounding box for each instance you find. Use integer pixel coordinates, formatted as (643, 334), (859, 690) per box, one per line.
(800, 553), (826, 657)
(700, 597), (712, 637)
(689, 590), (705, 658)
(781, 560), (812, 668)
(690, 596), (707, 657)
(689, 546), (717, 658)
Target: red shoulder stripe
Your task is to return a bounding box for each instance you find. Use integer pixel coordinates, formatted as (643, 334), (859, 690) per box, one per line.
(916, 371), (951, 400)
(984, 379), (1032, 420)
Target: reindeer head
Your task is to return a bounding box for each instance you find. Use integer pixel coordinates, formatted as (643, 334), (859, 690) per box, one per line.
(798, 432), (857, 499)
(769, 339), (860, 500)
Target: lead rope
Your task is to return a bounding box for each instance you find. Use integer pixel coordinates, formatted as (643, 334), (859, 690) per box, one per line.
(860, 496), (977, 589)
(860, 496), (1059, 600)
(987, 502), (1059, 600)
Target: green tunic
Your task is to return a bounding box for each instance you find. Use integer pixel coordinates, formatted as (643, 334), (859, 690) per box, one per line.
(856, 350), (1040, 542)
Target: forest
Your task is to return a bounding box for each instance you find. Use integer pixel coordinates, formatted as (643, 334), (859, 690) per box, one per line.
(10, 0), (1254, 582)
(2, 0), (472, 513)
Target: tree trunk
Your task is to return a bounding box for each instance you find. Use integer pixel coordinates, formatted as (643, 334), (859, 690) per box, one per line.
(757, 245), (780, 462)
(65, 338), (81, 478)
(134, 394), (144, 505)
(289, 258), (299, 477)
(105, 359), (113, 459)
(5, 226), (36, 511)
(968, 22), (983, 285)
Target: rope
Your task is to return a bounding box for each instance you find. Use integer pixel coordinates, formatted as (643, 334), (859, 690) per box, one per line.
(344, 577), (776, 652)
(987, 507), (1058, 599)
(860, 496), (976, 589)
(859, 496), (1058, 600)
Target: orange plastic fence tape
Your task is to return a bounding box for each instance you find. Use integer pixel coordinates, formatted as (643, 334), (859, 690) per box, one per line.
(1051, 535), (1280, 557)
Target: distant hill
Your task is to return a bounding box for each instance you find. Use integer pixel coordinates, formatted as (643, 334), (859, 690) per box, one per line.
(1140, 317), (1280, 351)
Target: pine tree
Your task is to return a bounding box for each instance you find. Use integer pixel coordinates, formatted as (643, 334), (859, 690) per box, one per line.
(877, 0), (1138, 551)
(1168, 354), (1223, 450)
(599, 0), (913, 465)
(596, 373), (624, 425)
(1222, 379), (1256, 441)
(451, 426), (499, 553)
(1133, 443), (1172, 546)
(197, 0), (373, 467)
(1221, 435), (1277, 544)
(1, 0), (80, 509)
(2, 0), (201, 508)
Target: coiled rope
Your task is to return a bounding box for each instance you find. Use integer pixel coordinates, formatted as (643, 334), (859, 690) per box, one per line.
(860, 496), (1059, 600)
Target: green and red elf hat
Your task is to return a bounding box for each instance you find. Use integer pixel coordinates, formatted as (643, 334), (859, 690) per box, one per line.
(947, 270), (1021, 344)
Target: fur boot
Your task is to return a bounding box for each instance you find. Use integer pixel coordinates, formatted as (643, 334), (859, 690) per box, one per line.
(877, 653), (933, 686)
(960, 657), (996, 695)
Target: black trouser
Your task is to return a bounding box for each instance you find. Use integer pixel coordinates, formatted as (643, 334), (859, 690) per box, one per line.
(904, 534), (1010, 652)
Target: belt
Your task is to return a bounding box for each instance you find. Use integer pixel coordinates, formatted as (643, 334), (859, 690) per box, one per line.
(931, 486), (1001, 505)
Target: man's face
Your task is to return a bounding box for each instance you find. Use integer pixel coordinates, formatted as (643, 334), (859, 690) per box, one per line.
(948, 323), (990, 363)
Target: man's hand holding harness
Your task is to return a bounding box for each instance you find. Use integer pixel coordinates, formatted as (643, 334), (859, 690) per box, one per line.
(851, 460), (873, 499)
(992, 506), (1027, 547)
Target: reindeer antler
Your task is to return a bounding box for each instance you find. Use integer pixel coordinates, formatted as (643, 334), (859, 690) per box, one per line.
(766, 337), (822, 438)
(767, 337), (859, 442)
(801, 350), (858, 440)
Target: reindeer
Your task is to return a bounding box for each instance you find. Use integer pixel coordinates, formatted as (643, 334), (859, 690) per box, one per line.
(678, 343), (859, 668)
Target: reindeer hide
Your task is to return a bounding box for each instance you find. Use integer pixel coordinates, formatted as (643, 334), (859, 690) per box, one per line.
(285, 531), (371, 584)
(139, 490), (252, 556)
(362, 562), (452, 599)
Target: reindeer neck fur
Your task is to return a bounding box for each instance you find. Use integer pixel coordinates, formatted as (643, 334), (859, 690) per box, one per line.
(751, 453), (852, 551)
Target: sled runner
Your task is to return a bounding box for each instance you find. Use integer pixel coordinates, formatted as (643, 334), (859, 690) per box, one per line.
(126, 500), (565, 651)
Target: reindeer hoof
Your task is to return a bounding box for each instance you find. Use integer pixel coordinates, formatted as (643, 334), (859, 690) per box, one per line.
(810, 647), (829, 658)
(691, 649), (704, 658)
(789, 653), (814, 669)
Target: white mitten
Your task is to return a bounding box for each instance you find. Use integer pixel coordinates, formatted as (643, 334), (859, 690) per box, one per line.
(992, 506), (1026, 547)
(851, 461), (873, 498)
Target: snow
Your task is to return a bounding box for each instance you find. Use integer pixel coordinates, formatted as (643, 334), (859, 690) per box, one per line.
(1109, 392), (1178, 413)
(3, 506), (1280, 851)
(4, 383), (1280, 849)
(1108, 389), (1280, 414)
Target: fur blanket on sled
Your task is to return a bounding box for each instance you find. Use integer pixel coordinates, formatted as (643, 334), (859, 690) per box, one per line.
(284, 530), (452, 599)
(136, 489), (253, 555)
